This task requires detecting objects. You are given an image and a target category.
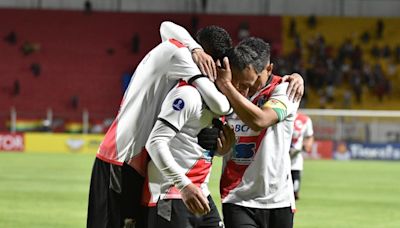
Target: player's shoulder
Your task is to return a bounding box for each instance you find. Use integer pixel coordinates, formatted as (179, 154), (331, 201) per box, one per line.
(168, 82), (202, 104)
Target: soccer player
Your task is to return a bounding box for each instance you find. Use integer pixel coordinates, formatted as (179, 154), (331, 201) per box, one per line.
(87, 26), (233, 228)
(290, 112), (314, 200)
(144, 80), (234, 228)
(216, 40), (299, 228)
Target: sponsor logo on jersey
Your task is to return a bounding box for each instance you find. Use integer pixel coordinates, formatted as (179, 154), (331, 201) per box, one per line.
(172, 98), (185, 111)
(232, 142), (256, 164)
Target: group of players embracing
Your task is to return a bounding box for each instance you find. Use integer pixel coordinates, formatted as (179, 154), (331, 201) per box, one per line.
(87, 21), (305, 228)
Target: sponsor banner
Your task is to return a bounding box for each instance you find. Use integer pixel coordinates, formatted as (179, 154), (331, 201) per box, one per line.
(304, 140), (334, 159)
(0, 133), (24, 152)
(345, 143), (400, 160)
(25, 133), (104, 154)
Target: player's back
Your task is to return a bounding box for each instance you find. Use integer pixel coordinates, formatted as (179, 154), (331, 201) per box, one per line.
(97, 39), (200, 165)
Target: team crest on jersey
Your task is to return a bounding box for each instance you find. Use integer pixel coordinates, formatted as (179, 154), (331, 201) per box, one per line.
(172, 98), (185, 111)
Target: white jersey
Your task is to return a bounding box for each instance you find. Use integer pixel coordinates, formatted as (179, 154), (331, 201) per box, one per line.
(144, 81), (216, 206)
(97, 39), (201, 170)
(291, 113), (314, 171)
(221, 76), (299, 209)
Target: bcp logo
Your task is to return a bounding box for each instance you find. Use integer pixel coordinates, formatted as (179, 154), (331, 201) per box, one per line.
(234, 124), (250, 133)
(0, 133), (24, 151)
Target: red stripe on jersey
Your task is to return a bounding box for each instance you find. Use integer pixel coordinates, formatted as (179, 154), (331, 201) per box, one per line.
(252, 75), (282, 106)
(177, 80), (195, 88)
(97, 120), (119, 164)
(165, 159), (211, 198)
(127, 148), (150, 177)
(220, 161), (248, 199)
(220, 128), (267, 199)
(186, 159), (212, 186)
(169, 38), (186, 48)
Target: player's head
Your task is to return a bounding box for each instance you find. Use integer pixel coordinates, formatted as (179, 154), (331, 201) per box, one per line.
(226, 44), (263, 97)
(238, 37), (273, 97)
(239, 37), (270, 70)
(196, 26), (232, 61)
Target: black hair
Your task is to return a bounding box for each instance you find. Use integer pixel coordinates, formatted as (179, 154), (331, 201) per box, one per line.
(196, 26), (233, 61)
(226, 44), (264, 74)
(238, 37), (270, 73)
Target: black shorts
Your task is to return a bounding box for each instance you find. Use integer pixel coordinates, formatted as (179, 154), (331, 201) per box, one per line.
(87, 157), (147, 228)
(291, 170), (301, 193)
(223, 203), (294, 228)
(147, 195), (223, 228)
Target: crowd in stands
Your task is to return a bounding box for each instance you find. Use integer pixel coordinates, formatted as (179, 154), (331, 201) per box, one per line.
(273, 16), (399, 109)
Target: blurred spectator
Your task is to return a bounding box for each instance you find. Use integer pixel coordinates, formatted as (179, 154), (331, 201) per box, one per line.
(21, 41), (40, 56)
(342, 89), (352, 109)
(350, 70), (362, 104)
(84, 0), (92, 14)
(4, 31), (17, 45)
(70, 95), (79, 110)
(360, 31), (370, 44)
(307, 15), (317, 29)
(191, 15), (199, 35)
(12, 79), (20, 96)
(106, 48), (115, 55)
(376, 19), (384, 39)
(121, 72), (132, 93)
(30, 63), (41, 77)
(237, 22), (250, 41)
(370, 44), (381, 59)
(382, 45), (391, 58)
(395, 45), (400, 63)
(289, 18), (297, 38)
(201, 0), (208, 13)
(131, 33), (140, 54)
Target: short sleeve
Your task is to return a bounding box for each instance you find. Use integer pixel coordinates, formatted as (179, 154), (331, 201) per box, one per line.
(167, 47), (201, 82)
(158, 85), (202, 131)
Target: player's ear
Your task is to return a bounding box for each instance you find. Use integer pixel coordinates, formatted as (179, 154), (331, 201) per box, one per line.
(266, 63), (273, 74)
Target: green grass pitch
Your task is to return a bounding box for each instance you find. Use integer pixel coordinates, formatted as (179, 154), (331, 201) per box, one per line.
(1, 152), (400, 227)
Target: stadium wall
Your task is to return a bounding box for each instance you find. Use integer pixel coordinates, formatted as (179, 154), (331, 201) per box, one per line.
(1, 0), (400, 17)
(2, 132), (400, 161)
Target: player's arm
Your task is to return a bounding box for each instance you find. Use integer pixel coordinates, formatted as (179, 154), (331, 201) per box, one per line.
(145, 87), (210, 215)
(160, 21), (217, 79)
(160, 21), (202, 51)
(215, 57), (278, 131)
(169, 47), (232, 116)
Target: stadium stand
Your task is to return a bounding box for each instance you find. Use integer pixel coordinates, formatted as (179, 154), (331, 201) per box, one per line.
(0, 8), (282, 132)
(280, 16), (400, 110)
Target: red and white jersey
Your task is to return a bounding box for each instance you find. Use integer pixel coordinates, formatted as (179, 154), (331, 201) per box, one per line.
(221, 75), (299, 209)
(291, 113), (314, 171)
(144, 82), (216, 206)
(96, 39), (201, 172)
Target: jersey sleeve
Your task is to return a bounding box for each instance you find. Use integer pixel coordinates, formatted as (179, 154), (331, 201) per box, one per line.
(160, 21), (202, 52)
(158, 85), (202, 132)
(304, 117), (314, 137)
(263, 82), (299, 122)
(167, 47), (202, 82)
(146, 86), (202, 190)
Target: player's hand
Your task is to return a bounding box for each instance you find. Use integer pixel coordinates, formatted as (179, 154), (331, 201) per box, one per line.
(216, 124), (235, 156)
(181, 183), (210, 215)
(216, 57), (232, 89)
(281, 73), (304, 102)
(192, 48), (217, 81)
